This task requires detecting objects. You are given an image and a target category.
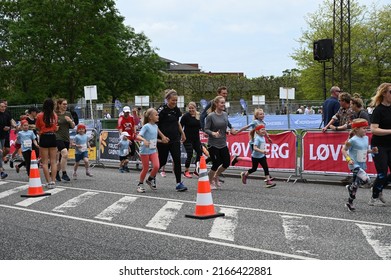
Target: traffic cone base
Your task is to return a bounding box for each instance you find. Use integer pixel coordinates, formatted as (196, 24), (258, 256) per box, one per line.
(186, 155), (224, 220)
(21, 150), (51, 198)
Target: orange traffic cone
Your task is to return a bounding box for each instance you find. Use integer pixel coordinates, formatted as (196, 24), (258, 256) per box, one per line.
(185, 156), (225, 220)
(21, 150), (51, 198)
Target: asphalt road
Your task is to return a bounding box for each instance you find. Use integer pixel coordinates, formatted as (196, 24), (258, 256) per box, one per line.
(1, 164), (390, 261)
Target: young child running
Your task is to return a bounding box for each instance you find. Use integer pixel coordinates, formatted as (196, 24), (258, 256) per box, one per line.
(16, 120), (39, 176)
(136, 108), (160, 193)
(118, 131), (130, 173)
(231, 108), (273, 167)
(341, 118), (377, 212)
(72, 124), (93, 179)
(240, 124), (276, 188)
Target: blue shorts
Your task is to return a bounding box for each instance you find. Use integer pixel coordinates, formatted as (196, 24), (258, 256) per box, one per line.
(75, 151), (88, 162)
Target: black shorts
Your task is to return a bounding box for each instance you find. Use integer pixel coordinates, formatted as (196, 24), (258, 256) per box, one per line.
(39, 133), (57, 148)
(4, 134), (10, 148)
(119, 155), (129, 161)
(56, 140), (70, 151)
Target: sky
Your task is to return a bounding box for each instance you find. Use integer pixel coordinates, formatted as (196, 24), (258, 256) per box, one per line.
(115, 0), (387, 78)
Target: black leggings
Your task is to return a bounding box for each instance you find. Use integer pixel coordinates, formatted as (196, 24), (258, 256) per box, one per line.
(22, 150), (32, 176)
(208, 146), (230, 171)
(247, 156), (270, 176)
(372, 146), (391, 198)
(183, 139), (202, 168)
(158, 141), (182, 184)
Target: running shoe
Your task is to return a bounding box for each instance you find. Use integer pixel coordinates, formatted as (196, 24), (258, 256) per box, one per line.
(160, 171), (166, 177)
(345, 202), (355, 212)
(175, 182), (188, 192)
(146, 177), (157, 191)
(137, 184), (146, 193)
(86, 171), (93, 177)
(265, 180), (276, 188)
(73, 172), (77, 180)
(240, 172), (247, 184)
(1, 172), (8, 179)
(61, 173), (71, 182)
(183, 171), (192, 178)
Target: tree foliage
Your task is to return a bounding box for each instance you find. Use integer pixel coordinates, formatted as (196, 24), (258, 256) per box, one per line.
(0, 0), (164, 104)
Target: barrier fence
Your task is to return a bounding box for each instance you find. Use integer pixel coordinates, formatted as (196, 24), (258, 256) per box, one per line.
(9, 127), (377, 182)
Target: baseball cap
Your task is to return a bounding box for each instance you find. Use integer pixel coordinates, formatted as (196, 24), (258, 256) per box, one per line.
(123, 106), (131, 113)
(121, 131), (130, 137)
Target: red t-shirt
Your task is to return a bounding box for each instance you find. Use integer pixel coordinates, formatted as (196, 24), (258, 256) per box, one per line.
(36, 112), (58, 135)
(117, 114), (135, 140)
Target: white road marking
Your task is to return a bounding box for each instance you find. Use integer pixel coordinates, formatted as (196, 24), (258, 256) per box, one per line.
(146, 201), (183, 230)
(15, 188), (65, 207)
(5, 180), (391, 228)
(0, 185), (28, 199)
(52, 191), (98, 213)
(95, 196), (137, 221)
(0, 203), (318, 260)
(357, 223), (391, 260)
(281, 215), (318, 257)
(0, 181), (9, 185)
(209, 207), (238, 241)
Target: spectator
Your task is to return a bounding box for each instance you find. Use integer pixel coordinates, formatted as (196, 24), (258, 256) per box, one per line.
(0, 101), (12, 179)
(350, 96), (370, 123)
(322, 86), (341, 127)
(104, 110), (111, 119)
(304, 106), (315, 115)
(322, 92), (354, 132)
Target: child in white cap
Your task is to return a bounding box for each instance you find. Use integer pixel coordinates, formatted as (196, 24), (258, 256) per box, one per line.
(118, 131), (130, 173)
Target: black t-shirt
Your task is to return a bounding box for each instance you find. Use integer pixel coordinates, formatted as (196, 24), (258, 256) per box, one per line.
(180, 112), (201, 143)
(370, 104), (391, 147)
(27, 117), (38, 136)
(157, 104), (182, 142)
(0, 111), (12, 139)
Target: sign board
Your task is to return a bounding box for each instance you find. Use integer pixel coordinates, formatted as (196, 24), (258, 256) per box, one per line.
(96, 104), (103, 110)
(135, 96), (150, 107)
(84, 85), (98, 100)
(177, 96), (184, 108)
(225, 101), (230, 108)
(279, 87), (295, 99)
(252, 95), (265, 105)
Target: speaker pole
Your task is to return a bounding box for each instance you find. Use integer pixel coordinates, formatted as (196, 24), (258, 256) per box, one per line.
(323, 61), (327, 101)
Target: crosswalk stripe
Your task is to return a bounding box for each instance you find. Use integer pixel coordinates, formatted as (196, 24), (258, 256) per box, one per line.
(146, 201), (183, 230)
(357, 223), (391, 260)
(52, 191), (98, 213)
(209, 207), (238, 241)
(95, 196), (137, 221)
(281, 215), (318, 256)
(0, 185), (29, 199)
(0, 181), (9, 185)
(15, 188), (65, 207)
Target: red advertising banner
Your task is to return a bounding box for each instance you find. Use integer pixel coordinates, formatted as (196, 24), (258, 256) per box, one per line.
(201, 131), (296, 170)
(302, 131), (376, 175)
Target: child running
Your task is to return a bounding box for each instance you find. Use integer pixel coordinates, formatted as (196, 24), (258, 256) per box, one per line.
(118, 131), (130, 173)
(341, 118), (377, 212)
(16, 120), (39, 176)
(72, 124), (93, 179)
(240, 124), (276, 188)
(231, 108), (273, 166)
(136, 108), (160, 193)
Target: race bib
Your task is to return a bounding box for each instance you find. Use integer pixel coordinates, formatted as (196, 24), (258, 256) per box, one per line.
(23, 139), (32, 148)
(80, 144), (87, 152)
(149, 139), (157, 149)
(122, 148), (129, 155)
(356, 150), (367, 162)
(260, 143), (266, 151)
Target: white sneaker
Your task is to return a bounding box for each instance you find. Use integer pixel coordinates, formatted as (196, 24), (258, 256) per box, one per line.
(73, 172), (77, 180)
(215, 177), (222, 188)
(369, 197), (385, 207)
(210, 180), (217, 190)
